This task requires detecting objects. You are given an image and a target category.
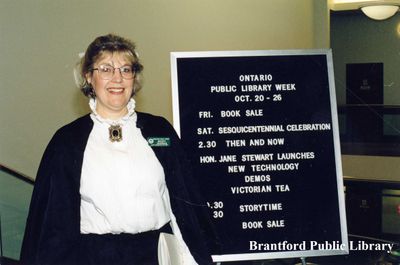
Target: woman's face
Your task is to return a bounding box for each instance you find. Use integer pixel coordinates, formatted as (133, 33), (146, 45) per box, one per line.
(86, 52), (134, 119)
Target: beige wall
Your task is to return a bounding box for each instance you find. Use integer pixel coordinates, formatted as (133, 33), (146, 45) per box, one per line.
(342, 155), (400, 181)
(0, 0), (329, 178)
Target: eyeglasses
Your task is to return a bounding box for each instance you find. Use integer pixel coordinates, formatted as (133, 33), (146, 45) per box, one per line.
(92, 64), (135, 80)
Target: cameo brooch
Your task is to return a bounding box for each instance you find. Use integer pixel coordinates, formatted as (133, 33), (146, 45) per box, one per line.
(109, 124), (122, 142)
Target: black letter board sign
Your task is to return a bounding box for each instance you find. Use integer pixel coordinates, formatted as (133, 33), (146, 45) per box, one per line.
(170, 50), (348, 262)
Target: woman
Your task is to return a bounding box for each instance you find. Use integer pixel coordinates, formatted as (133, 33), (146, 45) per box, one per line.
(21, 34), (214, 265)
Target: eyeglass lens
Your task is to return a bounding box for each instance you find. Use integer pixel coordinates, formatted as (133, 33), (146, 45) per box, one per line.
(96, 65), (134, 80)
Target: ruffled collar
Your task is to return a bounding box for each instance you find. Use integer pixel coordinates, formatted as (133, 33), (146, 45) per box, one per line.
(89, 98), (136, 125)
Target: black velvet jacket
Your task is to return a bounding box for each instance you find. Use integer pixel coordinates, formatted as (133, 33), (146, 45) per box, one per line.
(20, 112), (214, 265)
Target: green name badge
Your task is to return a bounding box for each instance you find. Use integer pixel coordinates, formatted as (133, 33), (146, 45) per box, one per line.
(147, 137), (171, 147)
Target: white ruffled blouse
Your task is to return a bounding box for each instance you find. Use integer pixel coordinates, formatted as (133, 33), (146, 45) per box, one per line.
(80, 98), (169, 234)
(79, 98), (198, 264)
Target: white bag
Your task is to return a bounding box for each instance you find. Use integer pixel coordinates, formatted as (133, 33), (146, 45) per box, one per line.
(158, 232), (184, 265)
